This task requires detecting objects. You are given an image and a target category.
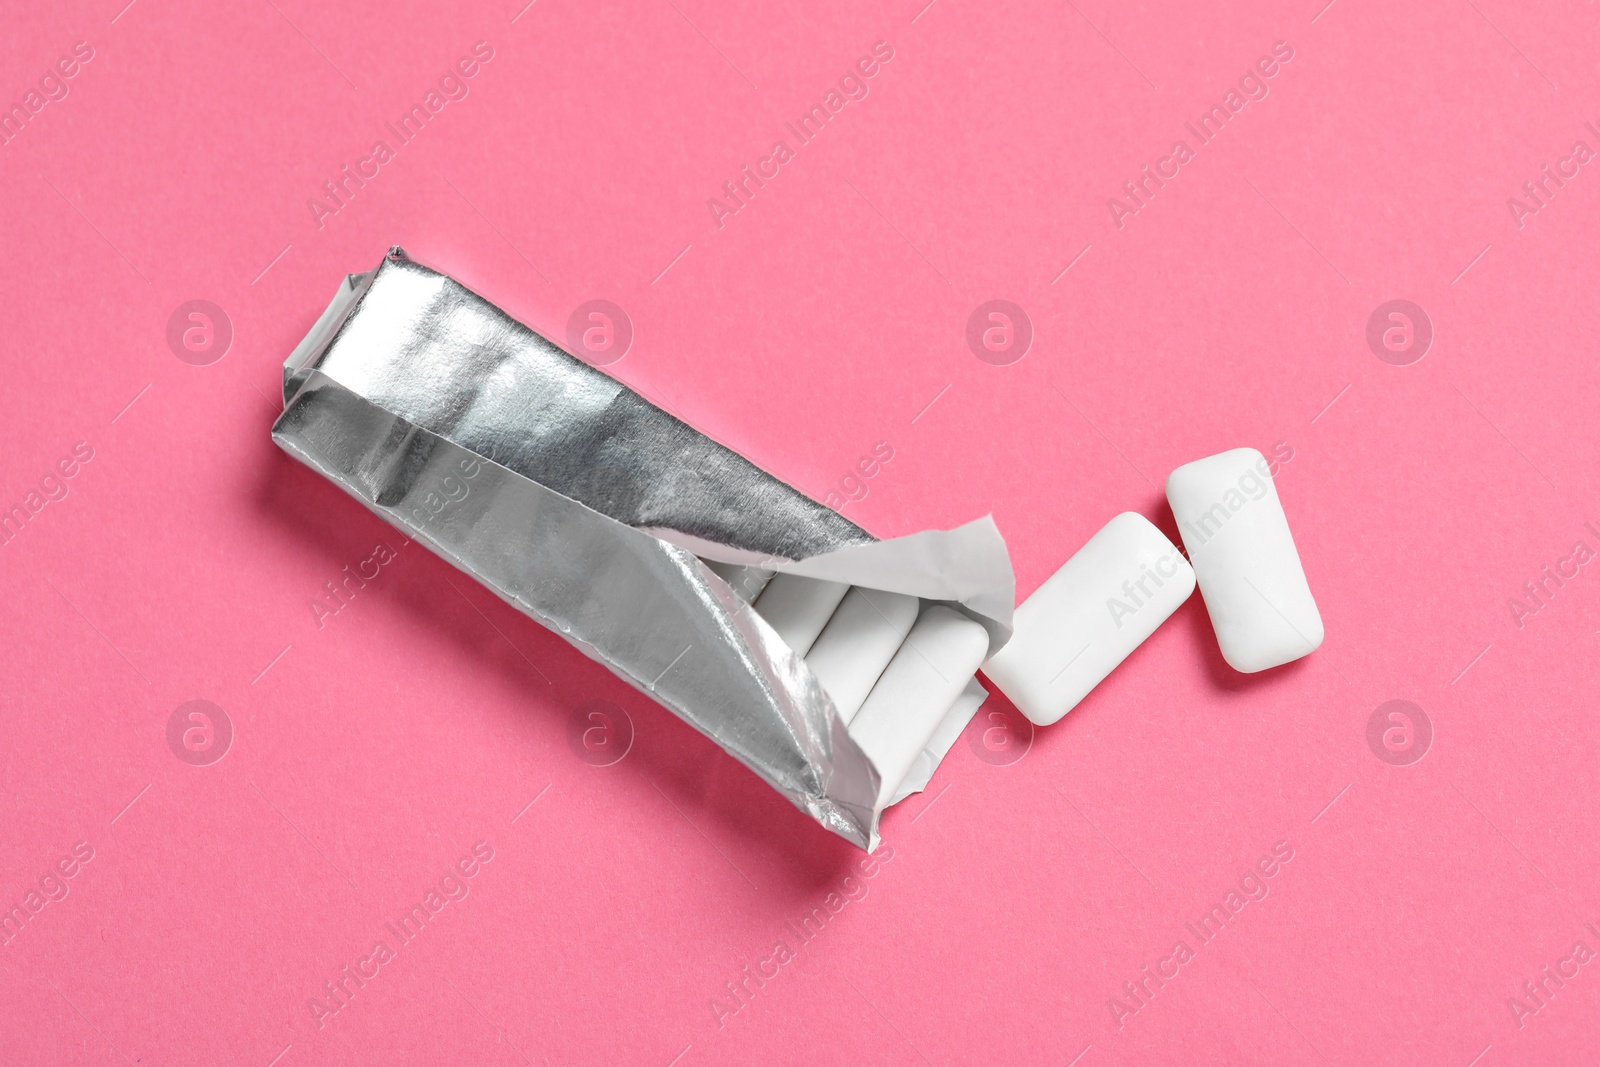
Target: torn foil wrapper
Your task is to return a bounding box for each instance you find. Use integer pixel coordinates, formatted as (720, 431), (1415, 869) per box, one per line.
(271, 247), (1015, 850)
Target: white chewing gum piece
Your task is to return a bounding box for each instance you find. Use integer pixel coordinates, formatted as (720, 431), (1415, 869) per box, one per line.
(847, 606), (990, 809)
(804, 587), (921, 724)
(752, 573), (851, 657)
(982, 511), (1194, 726)
(887, 677), (988, 806)
(1166, 447), (1323, 673)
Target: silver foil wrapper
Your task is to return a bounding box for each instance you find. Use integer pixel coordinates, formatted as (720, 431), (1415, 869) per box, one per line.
(271, 248), (1014, 850)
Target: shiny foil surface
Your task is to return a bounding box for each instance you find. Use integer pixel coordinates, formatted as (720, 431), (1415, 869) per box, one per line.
(271, 248), (1014, 850)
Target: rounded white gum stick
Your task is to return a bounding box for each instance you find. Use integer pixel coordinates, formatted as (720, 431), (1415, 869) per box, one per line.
(702, 560), (775, 603)
(887, 677), (988, 806)
(982, 511), (1194, 726)
(752, 573), (851, 656)
(804, 587), (921, 724)
(1165, 447), (1323, 673)
(847, 606), (990, 809)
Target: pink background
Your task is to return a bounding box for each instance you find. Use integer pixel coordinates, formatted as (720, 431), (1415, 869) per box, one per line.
(3, 0), (1599, 1063)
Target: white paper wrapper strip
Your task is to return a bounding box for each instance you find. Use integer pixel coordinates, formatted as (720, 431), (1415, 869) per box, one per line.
(1166, 448), (1322, 673)
(983, 512), (1194, 726)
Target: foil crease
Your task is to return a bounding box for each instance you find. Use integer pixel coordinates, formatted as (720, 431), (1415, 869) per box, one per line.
(271, 248), (1015, 850)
